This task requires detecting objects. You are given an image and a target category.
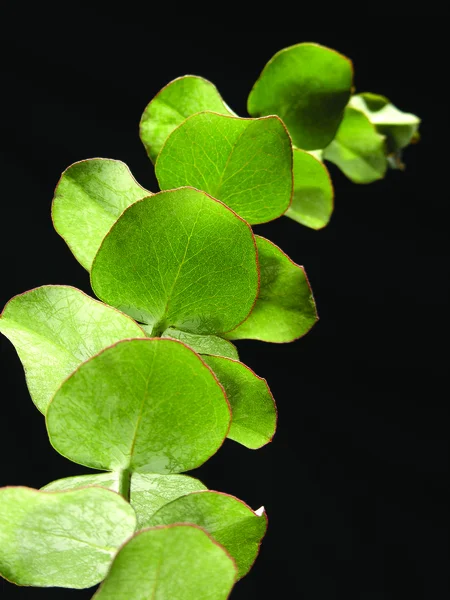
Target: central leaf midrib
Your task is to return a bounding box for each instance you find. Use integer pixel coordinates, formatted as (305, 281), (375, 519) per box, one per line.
(213, 121), (252, 199)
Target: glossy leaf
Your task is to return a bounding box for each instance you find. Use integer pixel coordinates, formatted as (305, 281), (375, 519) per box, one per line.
(147, 491), (267, 579)
(140, 75), (234, 162)
(155, 112), (293, 224)
(248, 42), (353, 150)
(0, 486), (136, 588)
(203, 356), (276, 449)
(285, 148), (334, 229)
(323, 107), (387, 183)
(91, 188), (259, 336)
(350, 92), (420, 153)
(43, 473), (207, 528)
(52, 159), (150, 270)
(93, 525), (236, 599)
(0, 286), (145, 413)
(227, 236), (317, 342)
(47, 338), (231, 474)
(162, 327), (239, 360)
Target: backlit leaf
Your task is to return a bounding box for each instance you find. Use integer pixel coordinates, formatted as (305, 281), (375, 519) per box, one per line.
(52, 159), (150, 270)
(140, 75), (234, 162)
(46, 338), (231, 474)
(147, 491), (267, 579)
(93, 525), (236, 599)
(91, 188), (259, 336)
(203, 356), (276, 449)
(155, 112), (293, 224)
(323, 107), (387, 183)
(285, 148), (334, 229)
(0, 286), (145, 413)
(0, 486), (136, 588)
(226, 236), (317, 342)
(248, 43), (353, 150)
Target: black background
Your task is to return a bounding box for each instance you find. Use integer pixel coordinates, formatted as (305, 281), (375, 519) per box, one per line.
(0, 14), (448, 600)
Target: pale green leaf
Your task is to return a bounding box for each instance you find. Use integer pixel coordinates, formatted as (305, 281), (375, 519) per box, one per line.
(52, 159), (150, 270)
(0, 486), (136, 588)
(248, 42), (353, 150)
(91, 188), (259, 336)
(323, 107), (388, 183)
(42, 473), (207, 528)
(350, 92), (420, 152)
(46, 338), (231, 474)
(203, 356), (276, 449)
(0, 286), (145, 413)
(147, 491), (267, 579)
(155, 112), (293, 224)
(140, 75), (234, 163)
(285, 148), (334, 229)
(226, 236), (317, 342)
(93, 525), (237, 599)
(161, 327), (239, 359)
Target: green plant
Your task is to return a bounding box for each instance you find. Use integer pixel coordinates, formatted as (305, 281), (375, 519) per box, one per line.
(0, 42), (419, 598)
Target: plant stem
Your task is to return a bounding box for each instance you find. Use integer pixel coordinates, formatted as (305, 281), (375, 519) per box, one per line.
(118, 469), (131, 502)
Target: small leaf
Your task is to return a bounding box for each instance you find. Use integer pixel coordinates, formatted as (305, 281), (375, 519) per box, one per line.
(41, 473), (120, 493)
(0, 486), (136, 588)
(285, 148), (334, 229)
(350, 92), (420, 152)
(248, 42), (353, 150)
(203, 356), (276, 449)
(140, 75), (234, 162)
(155, 112), (293, 224)
(91, 188), (259, 336)
(146, 491), (267, 579)
(46, 338), (231, 474)
(93, 524), (237, 599)
(162, 327), (239, 360)
(43, 473), (207, 528)
(323, 107), (387, 183)
(52, 159), (150, 270)
(130, 474), (207, 528)
(226, 236), (317, 342)
(0, 286), (145, 413)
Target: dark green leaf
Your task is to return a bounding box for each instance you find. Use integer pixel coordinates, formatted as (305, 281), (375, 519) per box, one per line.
(52, 159), (150, 270)
(0, 486), (136, 588)
(323, 107), (387, 183)
(285, 148), (334, 229)
(91, 188), (259, 336)
(93, 525), (237, 599)
(46, 338), (231, 474)
(155, 112), (293, 224)
(203, 356), (276, 449)
(147, 491), (267, 579)
(248, 42), (353, 150)
(0, 286), (145, 413)
(227, 236), (317, 342)
(140, 75), (234, 162)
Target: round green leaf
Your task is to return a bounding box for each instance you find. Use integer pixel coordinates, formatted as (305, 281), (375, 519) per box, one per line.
(323, 107), (388, 183)
(41, 473), (121, 493)
(91, 188), (259, 336)
(0, 286), (145, 413)
(162, 327), (239, 360)
(46, 338), (231, 474)
(350, 92), (420, 153)
(248, 42), (353, 150)
(52, 159), (150, 270)
(285, 148), (334, 229)
(226, 236), (318, 342)
(155, 112), (293, 224)
(140, 75), (234, 163)
(0, 486), (136, 588)
(146, 491), (267, 579)
(203, 356), (276, 449)
(93, 524), (237, 600)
